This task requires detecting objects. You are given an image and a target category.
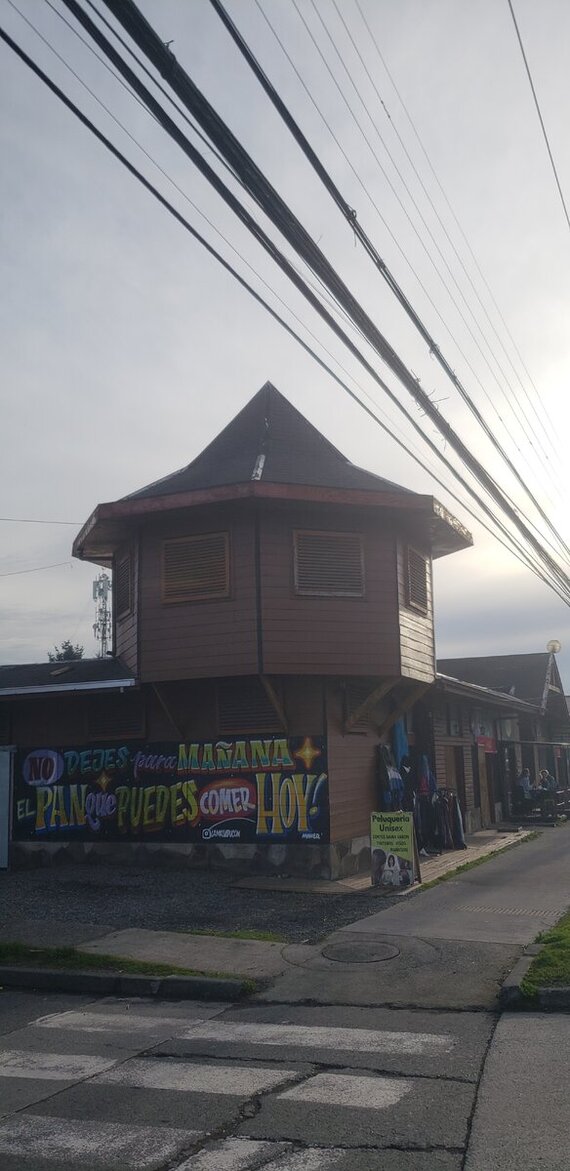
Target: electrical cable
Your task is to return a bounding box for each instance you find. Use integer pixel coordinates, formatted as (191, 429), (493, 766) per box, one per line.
(0, 517), (80, 525)
(252, 0), (564, 504)
(249, 0), (568, 523)
(354, 0), (564, 458)
(0, 560), (73, 578)
(57, 0), (570, 597)
(1, 20), (565, 602)
(330, 0), (563, 476)
(295, 0), (563, 496)
(506, 0), (570, 235)
(208, 0), (570, 563)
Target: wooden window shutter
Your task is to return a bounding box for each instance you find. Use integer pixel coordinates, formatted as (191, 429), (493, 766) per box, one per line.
(218, 679), (281, 734)
(407, 547), (428, 612)
(115, 553), (132, 618)
(162, 532), (229, 603)
(294, 530), (365, 596)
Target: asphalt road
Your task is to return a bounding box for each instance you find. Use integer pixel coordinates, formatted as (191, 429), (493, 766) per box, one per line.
(0, 989), (492, 1170)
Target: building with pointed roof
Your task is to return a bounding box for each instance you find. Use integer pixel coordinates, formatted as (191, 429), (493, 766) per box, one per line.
(5, 382), (484, 874)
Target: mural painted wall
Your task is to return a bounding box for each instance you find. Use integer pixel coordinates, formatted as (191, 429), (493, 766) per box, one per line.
(12, 736), (329, 845)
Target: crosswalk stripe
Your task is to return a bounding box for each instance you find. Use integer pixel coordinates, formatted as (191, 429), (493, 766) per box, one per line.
(174, 1139), (287, 1170)
(0, 1050), (116, 1081)
(174, 1142), (345, 1170)
(34, 1010), (194, 1035)
(279, 1071), (411, 1109)
(0, 1115), (199, 1169)
(96, 1058), (299, 1095)
(181, 1020), (452, 1055)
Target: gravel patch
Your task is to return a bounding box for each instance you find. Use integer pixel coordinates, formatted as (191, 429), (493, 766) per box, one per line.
(0, 865), (390, 945)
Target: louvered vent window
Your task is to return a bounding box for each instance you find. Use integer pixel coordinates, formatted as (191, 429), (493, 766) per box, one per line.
(294, 530), (365, 597)
(218, 679), (281, 734)
(87, 692), (145, 741)
(406, 547), (428, 613)
(345, 682), (376, 732)
(162, 532), (229, 603)
(115, 553), (132, 618)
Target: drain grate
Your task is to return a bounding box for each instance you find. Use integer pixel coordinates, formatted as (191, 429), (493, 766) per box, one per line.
(322, 942), (400, 964)
(457, 904), (558, 919)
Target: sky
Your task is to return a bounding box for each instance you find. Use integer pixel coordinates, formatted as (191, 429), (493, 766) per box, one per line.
(1, 0), (570, 684)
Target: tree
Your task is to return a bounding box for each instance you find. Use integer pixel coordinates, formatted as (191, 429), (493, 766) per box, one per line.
(47, 640), (84, 662)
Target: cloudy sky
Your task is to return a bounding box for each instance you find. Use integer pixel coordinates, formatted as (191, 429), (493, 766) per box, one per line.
(1, 0), (570, 682)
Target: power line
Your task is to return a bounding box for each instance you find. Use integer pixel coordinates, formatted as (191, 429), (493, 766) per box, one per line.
(1, 21), (566, 603)
(250, 0), (568, 528)
(331, 0), (564, 478)
(294, 0), (564, 503)
(208, 0), (570, 565)
(0, 560), (72, 578)
(354, 0), (563, 461)
(58, 0), (570, 600)
(0, 517), (80, 525)
(506, 0), (570, 235)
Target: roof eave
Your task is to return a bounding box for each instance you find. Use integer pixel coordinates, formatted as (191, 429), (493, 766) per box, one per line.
(74, 484), (472, 562)
(0, 678), (136, 698)
(436, 674), (539, 712)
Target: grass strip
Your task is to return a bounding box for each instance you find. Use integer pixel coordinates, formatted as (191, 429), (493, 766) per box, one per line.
(184, 928), (285, 943)
(0, 941), (242, 982)
(521, 910), (570, 1001)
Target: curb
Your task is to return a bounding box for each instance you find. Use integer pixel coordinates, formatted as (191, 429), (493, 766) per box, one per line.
(0, 965), (253, 1001)
(498, 954), (535, 1009)
(499, 943), (570, 1012)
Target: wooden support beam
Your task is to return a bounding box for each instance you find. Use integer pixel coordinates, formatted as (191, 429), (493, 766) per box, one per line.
(260, 675), (288, 731)
(377, 683), (429, 740)
(344, 678), (399, 733)
(152, 683), (185, 740)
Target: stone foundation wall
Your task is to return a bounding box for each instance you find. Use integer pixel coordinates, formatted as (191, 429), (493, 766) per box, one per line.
(10, 834), (372, 881)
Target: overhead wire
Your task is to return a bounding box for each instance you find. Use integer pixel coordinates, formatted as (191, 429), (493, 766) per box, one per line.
(331, 0), (563, 475)
(248, 0), (568, 530)
(52, 0), (570, 598)
(294, 0), (564, 500)
(0, 561), (73, 578)
(0, 19), (565, 601)
(354, 0), (564, 459)
(207, 0), (570, 564)
(506, 0), (570, 235)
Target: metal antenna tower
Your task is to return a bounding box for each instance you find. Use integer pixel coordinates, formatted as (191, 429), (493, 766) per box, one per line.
(93, 572), (112, 657)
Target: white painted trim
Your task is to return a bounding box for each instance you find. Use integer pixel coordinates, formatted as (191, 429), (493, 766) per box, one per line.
(0, 678), (135, 697)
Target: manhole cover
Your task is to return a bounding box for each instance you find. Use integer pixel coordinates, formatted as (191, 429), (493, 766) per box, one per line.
(322, 942), (400, 964)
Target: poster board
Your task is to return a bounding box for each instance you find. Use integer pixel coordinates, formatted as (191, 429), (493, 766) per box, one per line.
(370, 810), (421, 888)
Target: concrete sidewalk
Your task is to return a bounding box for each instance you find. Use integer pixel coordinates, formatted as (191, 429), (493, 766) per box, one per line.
(466, 1013), (570, 1170)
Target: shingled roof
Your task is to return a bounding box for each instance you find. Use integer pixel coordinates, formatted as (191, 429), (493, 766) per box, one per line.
(73, 382), (472, 564)
(124, 383), (413, 500)
(437, 653), (553, 708)
(0, 658), (135, 697)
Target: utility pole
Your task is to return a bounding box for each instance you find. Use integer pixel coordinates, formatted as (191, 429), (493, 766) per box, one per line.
(93, 572), (112, 657)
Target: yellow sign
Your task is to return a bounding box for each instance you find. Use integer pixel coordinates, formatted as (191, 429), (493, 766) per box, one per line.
(370, 811), (420, 888)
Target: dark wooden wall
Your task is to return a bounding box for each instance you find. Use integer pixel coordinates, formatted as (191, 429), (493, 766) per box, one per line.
(326, 683), (377, 844)
(115, 538), (139, 675)
(259, 505), (401, 678)
(138, 505), (258, 683)
(396, 539), (435, 682)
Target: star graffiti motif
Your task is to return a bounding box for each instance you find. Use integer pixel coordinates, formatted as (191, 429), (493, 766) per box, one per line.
(294, 737), (320, 770)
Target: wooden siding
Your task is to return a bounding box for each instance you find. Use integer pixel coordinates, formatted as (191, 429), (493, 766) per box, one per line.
(115, 538), (139, 675)
(259, 507), (401, 677)
(431, 699), (475, 811)
(397, 540), (435, 682)
(139, 506), (258, 682)
(326, 682), (378, 843)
